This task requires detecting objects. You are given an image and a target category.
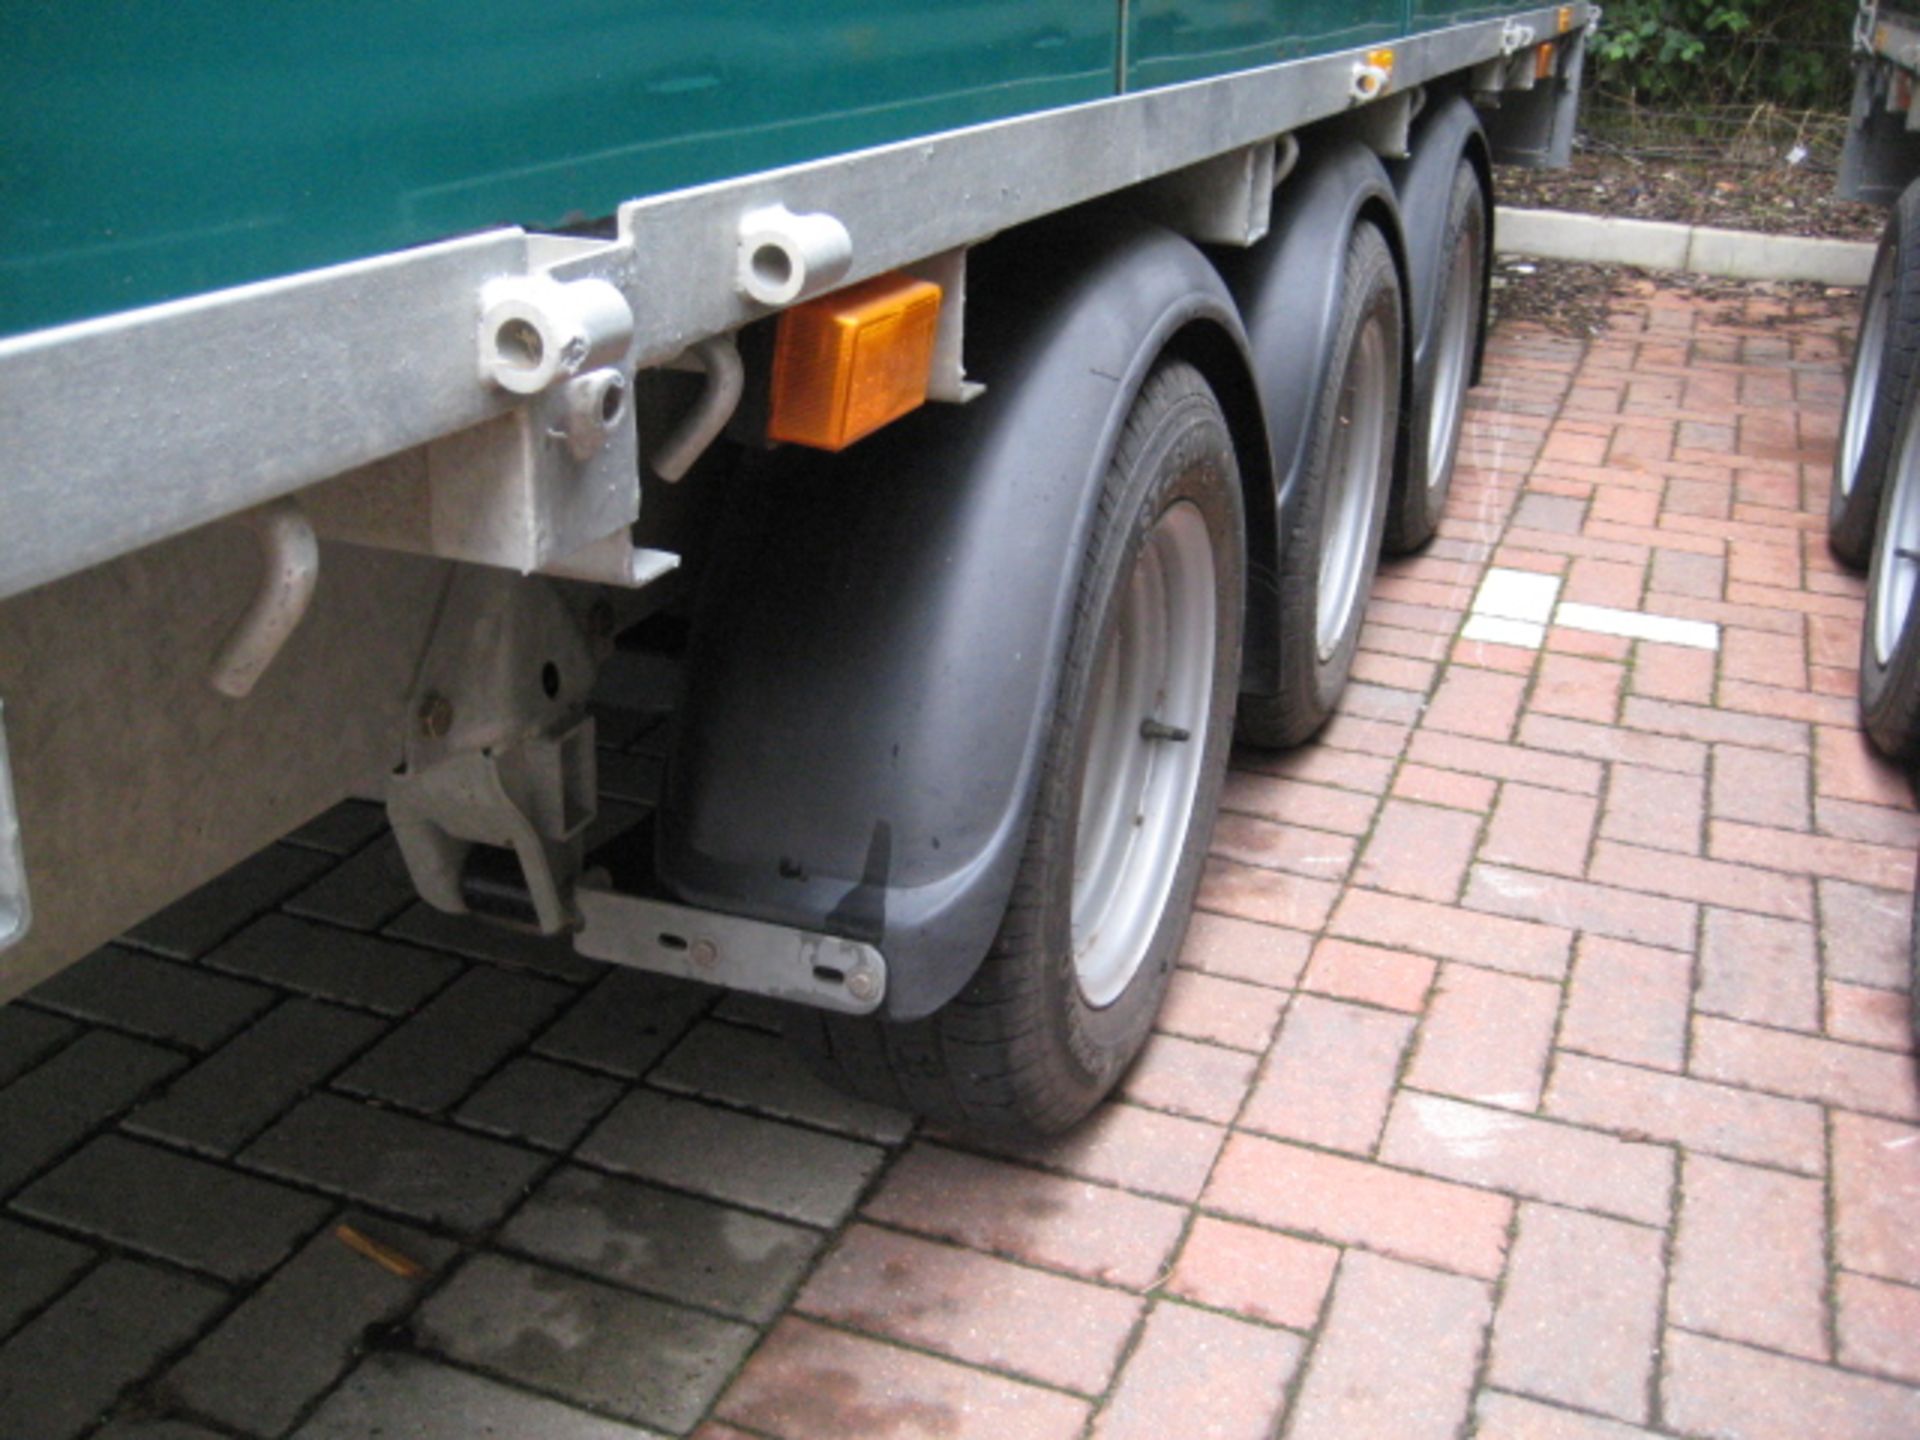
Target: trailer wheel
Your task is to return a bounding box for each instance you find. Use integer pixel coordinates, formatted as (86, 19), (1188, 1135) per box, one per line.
(1387, 159), (1484, 554)
(789, 360), (1245, 1136)
(1238, 221), (1401, 746)
(1861, 395), (1920, 760)
(1833, 182), (1920, 568)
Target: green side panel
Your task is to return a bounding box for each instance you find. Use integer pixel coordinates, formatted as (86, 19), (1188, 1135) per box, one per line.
(1410, 1), (1514, 24)
(1, 3), (1112, 339)
(1127, 0), (1405, 92)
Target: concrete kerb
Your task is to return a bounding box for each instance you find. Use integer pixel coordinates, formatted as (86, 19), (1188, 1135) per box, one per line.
(1494, 205), (1876, 286)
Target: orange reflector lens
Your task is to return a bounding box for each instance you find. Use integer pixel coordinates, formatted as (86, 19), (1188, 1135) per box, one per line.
(1536, 42), (1556, 79)
(1366, 47), (1396, 75)
(1558, 6), (1573, 32)
(769, 274), (942, 451)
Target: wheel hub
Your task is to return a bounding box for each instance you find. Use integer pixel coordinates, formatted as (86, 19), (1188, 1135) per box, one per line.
(1427, 227), (1478, 488)
(1070, 500), (1215, 1008)
(1315, 312), (1392, 661)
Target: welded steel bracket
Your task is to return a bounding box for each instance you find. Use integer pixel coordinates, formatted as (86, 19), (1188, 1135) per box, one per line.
(574, 885), (888, 1014)
(0, 703), (29, 955)
(389, 722), (596, 934)
(303, 240), (644, 581)
(385, 568), (601, 934)
(1134, 141), (1281, 247)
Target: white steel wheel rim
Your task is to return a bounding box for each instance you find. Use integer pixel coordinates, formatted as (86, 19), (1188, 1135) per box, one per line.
(1427, 228), (1478, 488)
(1316, 312), (1392, 660)
(1873, 405), (1920, 667)
(1071, 501), (1215, 1008)
(1845, 248), (1895, 497)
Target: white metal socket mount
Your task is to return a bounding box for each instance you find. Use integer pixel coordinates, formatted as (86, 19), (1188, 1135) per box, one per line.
(736, 204), (854, 307)
(479, 276), (635, 395)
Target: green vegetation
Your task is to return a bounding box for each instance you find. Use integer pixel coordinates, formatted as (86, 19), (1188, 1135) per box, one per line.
(1586, 0), (1857, 111)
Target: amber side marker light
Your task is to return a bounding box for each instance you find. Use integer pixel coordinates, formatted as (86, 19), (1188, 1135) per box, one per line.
(1559, 6), (1573, 33)
(768, 273), (943, 451)
(1536, 41), (1557, 80)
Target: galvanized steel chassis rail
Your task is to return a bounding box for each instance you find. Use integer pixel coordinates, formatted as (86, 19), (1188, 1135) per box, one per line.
(0, 5), (1585, 605)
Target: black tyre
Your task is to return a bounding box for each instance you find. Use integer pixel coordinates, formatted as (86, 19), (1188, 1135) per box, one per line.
(1238, 221), (1402, 747)
(1833, 179), (1920, 569)
(1860, 393), (1920, 761)
(790, 360), (1246, 1136)
(1386, 159), (1485, 555)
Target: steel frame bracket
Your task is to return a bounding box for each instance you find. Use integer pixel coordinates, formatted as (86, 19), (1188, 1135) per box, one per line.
(574, 884), (888, 1015)
(1133, 141), (1281, 247)
(384, 567), (602, 934)
(1329, 90), (1420, 161)
(389, 719), (597, 934)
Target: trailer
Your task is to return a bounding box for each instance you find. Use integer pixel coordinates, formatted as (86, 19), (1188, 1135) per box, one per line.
(0, 3), (1592, 1134)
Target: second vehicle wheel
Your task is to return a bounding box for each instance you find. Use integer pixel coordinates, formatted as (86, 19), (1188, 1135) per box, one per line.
(1386, 158), (1485, 555)
(1238, 221), (1403, 747)
(789, 359), (1246, 1137)
(1833, 178), (1920, 569)
(1860, 394), (1920, 760)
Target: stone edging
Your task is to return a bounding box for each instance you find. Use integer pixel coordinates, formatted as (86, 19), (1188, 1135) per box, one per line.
(1494, 205), (1877, 286)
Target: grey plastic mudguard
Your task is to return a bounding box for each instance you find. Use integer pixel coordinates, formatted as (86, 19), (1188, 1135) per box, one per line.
(1388, 94), (1491, 386)
(658, 218), (1258, 1020)
(1212, 139), (1405, 694)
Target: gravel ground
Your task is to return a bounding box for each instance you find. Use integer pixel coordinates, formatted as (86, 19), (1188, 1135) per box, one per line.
(1490, 140), (1877, 339)
(1489, 257), (1861, 339)
(1499, 145), (1882, 241)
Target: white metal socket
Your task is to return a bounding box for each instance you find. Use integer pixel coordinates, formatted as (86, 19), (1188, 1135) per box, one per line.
(736, 204), (854, 307)
(561, 368), (628, 461)
(479, 276), (635, 395)
(1350, 62), (1390, 102)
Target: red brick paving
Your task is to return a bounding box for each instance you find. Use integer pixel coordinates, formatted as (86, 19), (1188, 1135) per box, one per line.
(859, 1143), (1188, 1289)
(716, 1317), (1092, 1440)
(1088, 1301), (1301, 1440)
(795, 1224), (1141, 1394)
(1164, 1214), (1339, 1328)
(858, 279), (1920, 1440)
(1490, 1203), (1665, 1421)
(1669, 1154), (1829, 1361)
(1559, 934), (1693, 1071)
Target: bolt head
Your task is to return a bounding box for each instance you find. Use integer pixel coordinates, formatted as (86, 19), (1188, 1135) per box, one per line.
(689, 939), (720, 969)
(418, 694), (453, 739)
(845, 968), (881, 1003)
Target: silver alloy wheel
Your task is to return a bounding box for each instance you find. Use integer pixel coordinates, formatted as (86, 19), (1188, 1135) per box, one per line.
(1071, 500), (1216, 1008)
(1845, 248), (1897, 498)
(1315, 310), (1393, 660)
(1874, 404), (1920, 667)
(1426, 227), (1478, 487)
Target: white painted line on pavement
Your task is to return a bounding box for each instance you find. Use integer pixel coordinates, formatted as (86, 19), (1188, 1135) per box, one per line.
(1461, 614), (1548, 649)
(1553, 601), (1720, 651)
(1471, 568), (1562, 625)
